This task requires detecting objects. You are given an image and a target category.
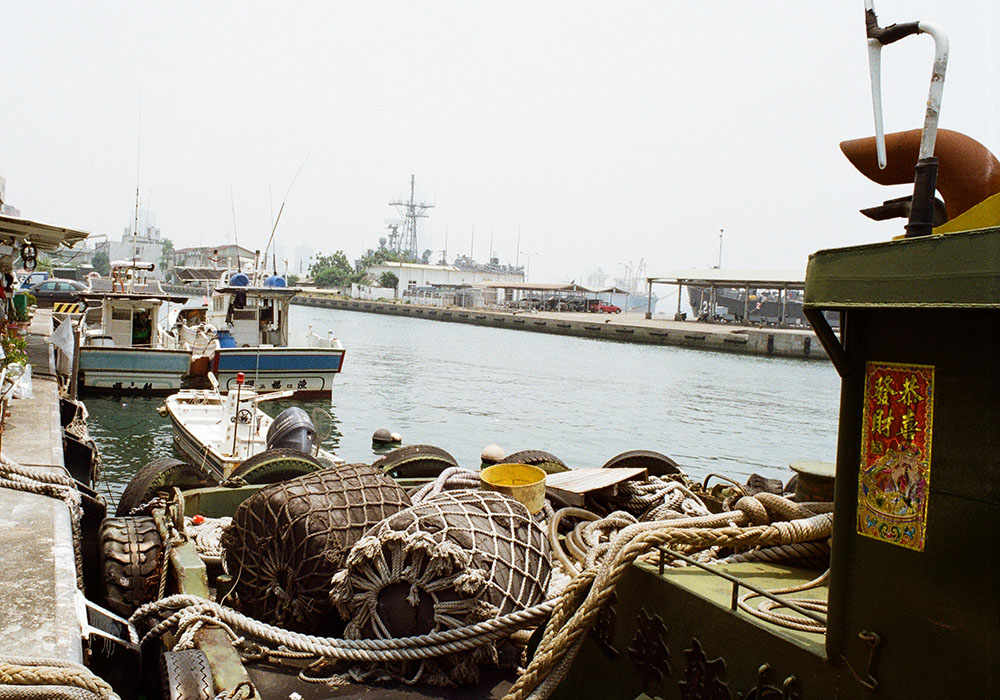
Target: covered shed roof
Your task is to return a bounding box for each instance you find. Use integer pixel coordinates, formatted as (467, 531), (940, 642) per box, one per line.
(474, 282), (597, 293)
(648, 268), (805, 287)
(0, 214), (89, 252)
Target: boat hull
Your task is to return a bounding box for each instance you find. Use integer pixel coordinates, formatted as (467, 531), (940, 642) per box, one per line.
(78, 347), (191, 393)
(211, 347), (346, 398)
(166, 401), (235, 481)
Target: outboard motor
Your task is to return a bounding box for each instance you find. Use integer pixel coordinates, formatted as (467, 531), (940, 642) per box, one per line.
(266, 407), (316, 454)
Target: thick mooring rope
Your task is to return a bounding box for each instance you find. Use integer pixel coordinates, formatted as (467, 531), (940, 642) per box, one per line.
(131, 595), (556, 664)
(0, 657), (119, 700)
(0, 454), (85, 586)
(503, 512), (833, 700)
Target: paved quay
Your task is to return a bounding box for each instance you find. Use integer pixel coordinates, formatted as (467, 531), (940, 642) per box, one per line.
(294, 292), (831, 361)
(0, 310), (83, 664)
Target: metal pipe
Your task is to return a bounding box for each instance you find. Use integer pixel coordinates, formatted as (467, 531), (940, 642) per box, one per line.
(657, 546), (828, 626)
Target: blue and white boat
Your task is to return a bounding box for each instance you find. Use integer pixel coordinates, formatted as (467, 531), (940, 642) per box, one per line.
(79, 262), (192, 393)
(182, 272), (346, 398)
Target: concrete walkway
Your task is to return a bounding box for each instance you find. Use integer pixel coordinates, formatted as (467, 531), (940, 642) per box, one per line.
(0, 310), (83, 664)
(294, 293), (832, 362)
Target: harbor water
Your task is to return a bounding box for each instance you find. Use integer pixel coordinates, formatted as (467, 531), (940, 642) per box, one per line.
(87, 305), (841, 505)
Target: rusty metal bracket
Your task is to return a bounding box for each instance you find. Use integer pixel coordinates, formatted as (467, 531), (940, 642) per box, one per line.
(839, 629), (882, 691)
(804, 308), (851, 378)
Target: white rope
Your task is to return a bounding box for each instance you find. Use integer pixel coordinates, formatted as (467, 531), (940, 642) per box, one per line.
(0, 657), (119, 700)
(131, 595), (556, 663)
(0, 454), (84, 586)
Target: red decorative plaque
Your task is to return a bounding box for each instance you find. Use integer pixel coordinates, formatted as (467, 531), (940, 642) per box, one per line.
(857, 362), (934, 551)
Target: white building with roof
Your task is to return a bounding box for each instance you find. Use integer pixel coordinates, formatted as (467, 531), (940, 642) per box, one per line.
(365, 260), (525, 299)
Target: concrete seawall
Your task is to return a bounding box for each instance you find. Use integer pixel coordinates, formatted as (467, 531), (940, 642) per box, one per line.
(292, 292), (831, 362)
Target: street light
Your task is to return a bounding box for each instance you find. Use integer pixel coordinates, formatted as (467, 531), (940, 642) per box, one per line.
(519, 251), (532, 281)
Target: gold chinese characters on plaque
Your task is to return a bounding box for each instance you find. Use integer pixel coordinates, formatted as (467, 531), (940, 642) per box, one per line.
(857, 362), (934, 551)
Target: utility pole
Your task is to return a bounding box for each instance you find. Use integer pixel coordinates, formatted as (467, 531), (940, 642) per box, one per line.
(718, 229), (724, 268)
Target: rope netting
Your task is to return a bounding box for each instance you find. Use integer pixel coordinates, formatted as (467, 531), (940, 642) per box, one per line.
(220, 463), (411, 634)
(330, 489), (551, 686)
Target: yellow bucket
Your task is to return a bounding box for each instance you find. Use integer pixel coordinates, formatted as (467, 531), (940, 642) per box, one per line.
(480, 463), (547, 515)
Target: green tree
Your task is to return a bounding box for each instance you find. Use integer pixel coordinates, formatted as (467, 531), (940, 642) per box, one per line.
(310, 250), (360, 287)
(159, 237), (174, 270)
(286, 273), (300, 285)
(92, 250), (111, 276)
(378, 271), (399, 290)
(358, 247), (412, 268)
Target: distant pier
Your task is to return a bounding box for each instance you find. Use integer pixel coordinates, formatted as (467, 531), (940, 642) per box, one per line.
(292, 292), (830, 362)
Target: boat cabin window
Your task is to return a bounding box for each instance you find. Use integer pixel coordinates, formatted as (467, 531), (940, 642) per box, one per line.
(107, 303), (154, 347)
(132, 310), (152, 345)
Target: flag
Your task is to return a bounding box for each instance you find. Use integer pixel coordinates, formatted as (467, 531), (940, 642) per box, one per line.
(51, 318), (75, 363)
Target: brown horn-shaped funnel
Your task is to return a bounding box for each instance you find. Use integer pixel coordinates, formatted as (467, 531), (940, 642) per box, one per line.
(841, 128), (1000, 220)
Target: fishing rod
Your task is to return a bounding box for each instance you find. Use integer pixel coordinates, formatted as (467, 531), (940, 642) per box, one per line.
(259, 155), (309, 280)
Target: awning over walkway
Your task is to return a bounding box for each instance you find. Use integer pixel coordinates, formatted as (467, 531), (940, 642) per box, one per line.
(0, 214), (89, 252)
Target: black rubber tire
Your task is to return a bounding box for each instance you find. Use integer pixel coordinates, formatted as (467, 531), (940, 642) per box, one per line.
(116, 457), (218, 517)
(229, 448), (324, 484)
(115, 457), (219, 517)
(601, 449), (681, 476)
(504, 449), (570, 474)
(99, 516), (163, 618)
(160, 648), (213, 700)
(373, 444), (458, 478)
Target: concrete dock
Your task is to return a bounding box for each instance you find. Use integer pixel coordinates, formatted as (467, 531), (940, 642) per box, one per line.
(0, 310), (83, 664)
(293, 292), (831, 362)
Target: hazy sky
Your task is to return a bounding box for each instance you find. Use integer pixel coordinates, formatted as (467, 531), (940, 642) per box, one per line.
(2, 1), (997, 283)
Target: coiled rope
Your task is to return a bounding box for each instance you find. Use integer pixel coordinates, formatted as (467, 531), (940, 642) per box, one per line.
(0, 657), (119, 700)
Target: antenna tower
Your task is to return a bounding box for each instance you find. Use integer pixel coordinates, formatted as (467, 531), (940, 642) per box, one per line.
(389, 175), (433, 259)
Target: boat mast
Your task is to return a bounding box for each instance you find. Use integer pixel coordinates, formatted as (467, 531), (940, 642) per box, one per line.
(389, 175), (433, 260)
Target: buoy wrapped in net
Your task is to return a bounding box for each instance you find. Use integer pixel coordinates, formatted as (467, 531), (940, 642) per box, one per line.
(221, 464), (411, 634)
(331, 489), (551, 686)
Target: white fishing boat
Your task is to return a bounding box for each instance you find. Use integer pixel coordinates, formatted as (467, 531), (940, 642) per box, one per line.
(163, 373), (341, 481)
(78, 261), (192, 393)
(179, 272), (346, 398)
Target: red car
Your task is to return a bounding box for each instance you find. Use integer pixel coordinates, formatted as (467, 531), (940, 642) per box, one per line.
(595, 302), (621, 314)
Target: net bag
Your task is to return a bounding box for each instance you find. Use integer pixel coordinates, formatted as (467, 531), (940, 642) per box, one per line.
(221, 464), (411, 634)
(331, 489), (551, 685)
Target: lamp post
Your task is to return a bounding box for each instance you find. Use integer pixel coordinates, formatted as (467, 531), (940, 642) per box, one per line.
(519, 251), (532, 282)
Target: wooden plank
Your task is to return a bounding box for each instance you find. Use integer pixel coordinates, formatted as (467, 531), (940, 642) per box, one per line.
(545, 467), (647, 507)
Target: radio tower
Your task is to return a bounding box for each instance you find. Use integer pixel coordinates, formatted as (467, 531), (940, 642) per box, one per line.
(389, 175), (433, 259)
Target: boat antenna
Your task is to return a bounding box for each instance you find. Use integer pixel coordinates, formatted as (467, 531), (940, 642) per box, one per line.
(133, 91), (141, 272)
(229, 183), (240, 253)
(261, 155), (309, 279)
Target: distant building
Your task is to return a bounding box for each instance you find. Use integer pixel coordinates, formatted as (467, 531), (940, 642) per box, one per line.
(0, 176), (22, 217)
(294, 245), (315, 275)
(98, 225), (166, 278)
(171, 244), (255, 272)
(365, 259), (525, 299)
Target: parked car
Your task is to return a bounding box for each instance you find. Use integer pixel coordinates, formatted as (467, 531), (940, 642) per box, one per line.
(16, 270), (49, 291)
(29, 278), (88, 307)
(595, 302), (621, 314)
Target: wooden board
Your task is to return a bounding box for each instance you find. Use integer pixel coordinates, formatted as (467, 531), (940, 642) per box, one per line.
(545, 467), (648, 507)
